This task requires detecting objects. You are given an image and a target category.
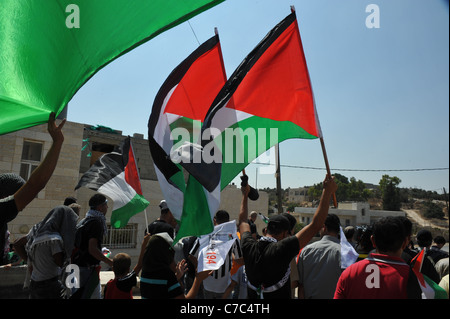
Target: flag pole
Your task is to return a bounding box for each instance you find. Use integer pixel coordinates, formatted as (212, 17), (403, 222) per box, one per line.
(320, 137), (338, 208)
(289, 5), (337, 208)
(129, 137), (151, 233)
(144, 209), (149, 234)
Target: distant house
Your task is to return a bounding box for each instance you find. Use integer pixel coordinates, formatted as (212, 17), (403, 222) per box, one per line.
(294, 202), (405, 227)
(287, 187), (311, 203)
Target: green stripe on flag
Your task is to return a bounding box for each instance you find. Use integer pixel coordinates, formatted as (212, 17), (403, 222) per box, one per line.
(175, 176), (214, 242)
(424, 274), (448, 299)
(110, 193), (149, 229)
(218, 116), (319, 189)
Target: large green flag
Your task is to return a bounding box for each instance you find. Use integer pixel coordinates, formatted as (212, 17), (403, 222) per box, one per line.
(0, 0), (224, 135)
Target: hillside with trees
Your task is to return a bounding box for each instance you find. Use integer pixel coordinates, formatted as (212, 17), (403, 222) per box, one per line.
(261, 173), (449, 223)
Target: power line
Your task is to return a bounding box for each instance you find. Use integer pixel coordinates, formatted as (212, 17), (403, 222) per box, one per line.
(187, 20), (201, 46)
(251, 162), (449, 172)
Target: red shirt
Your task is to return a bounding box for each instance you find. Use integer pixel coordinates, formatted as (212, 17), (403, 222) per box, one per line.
(334, 253), (410, 299)
(104, 271), (136, 299)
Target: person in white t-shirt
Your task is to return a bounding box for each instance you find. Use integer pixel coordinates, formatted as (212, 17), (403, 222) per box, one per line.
(189, 210), (243, 299)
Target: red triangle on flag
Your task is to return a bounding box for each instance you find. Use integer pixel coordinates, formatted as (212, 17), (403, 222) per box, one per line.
(411, 248), (426, 287)
(125, 140), (143, 196)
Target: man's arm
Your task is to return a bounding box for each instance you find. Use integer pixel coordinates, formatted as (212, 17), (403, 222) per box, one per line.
(133, 234), (150, 274)
(88, 238), (113, 267)
(238, 184), (251, 235)
(14, 112), (66, 212)
(183, 270), (213, 299)
(295, 175), (337, 249)
(13, 236), (28, 262)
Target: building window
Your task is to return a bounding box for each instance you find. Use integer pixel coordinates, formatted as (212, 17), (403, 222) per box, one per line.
(20, 141), (43, 180)
(90, 142), (116, 166)
(104, 224), (138, 249)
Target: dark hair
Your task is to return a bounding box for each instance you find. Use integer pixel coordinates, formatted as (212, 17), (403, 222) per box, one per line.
(372, 217), (406, 253)
(434, 235), (446, 245)
(64, 196), (77, 206)
(267, 215), (291, 235)
(281, 213), (297, 232)
(324, 214), (341, 234)
(416, 229), (433, 247)
(0, 173), (25, 198)
(344, 226), (355, 241)
(214, 210), (230, 224)
(395, 216), (412, 236)
(113, 253), (131, 277)
(89, 193), (107, 208)
(355, 225), (374, 253)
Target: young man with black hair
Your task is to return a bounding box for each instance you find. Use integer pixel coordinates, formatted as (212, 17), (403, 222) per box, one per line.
(239, 174), (337, 299)
(71, 193), (113, 298)
(334, 216), (413, 299)
(145, 200), (177, 238)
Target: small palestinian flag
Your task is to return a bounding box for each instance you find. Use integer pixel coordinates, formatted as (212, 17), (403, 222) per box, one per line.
(411, 248), (447, 299)
(75, 137), (149, 228)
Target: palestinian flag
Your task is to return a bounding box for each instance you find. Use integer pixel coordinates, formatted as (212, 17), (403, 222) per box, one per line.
(75, 137), (149, 228)
(148, 34), (227, 241)
(0, 0), (224, 135)
(411, 248), (447, 299)
(178, 11), (322, 197)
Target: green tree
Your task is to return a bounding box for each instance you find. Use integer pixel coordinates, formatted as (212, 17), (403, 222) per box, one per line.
(382, 180), (401, 211)
(379, 175), (401, 196)
(422, 201), (445, 219)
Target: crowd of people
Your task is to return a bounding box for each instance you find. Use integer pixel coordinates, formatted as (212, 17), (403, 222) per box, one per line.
(1, 114), (448, 300)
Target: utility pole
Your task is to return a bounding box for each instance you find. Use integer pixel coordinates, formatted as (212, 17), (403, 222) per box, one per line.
(275, 144), (283, 214)
(443, 187), (449, 216)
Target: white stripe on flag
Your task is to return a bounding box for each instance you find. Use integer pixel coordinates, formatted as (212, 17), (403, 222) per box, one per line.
(98, 171), (137, 211)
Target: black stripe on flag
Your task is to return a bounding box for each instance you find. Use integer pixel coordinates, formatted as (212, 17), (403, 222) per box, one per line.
(75, 137), (130, 191)
(148, 35), (220, 185)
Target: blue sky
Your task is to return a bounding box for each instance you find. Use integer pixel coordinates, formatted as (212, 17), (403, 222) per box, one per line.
(68, 0), (449, 193)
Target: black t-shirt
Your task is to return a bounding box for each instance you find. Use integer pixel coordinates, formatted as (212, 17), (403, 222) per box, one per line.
(140, 235), (183, 299)
(428, 247), (449, 264)
(0, 195), (18, 226)
(104, 271), (137, 299)
(0, 196), (18, 265)
(241, 232), (300, 299)
(73, 218), (104, 267)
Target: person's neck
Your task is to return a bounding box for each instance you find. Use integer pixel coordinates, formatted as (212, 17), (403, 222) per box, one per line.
(322, 232), (338, 239)
(266, 234), (282, 241)
(376, 249), (402, 258)
(116, 273), (127, 280)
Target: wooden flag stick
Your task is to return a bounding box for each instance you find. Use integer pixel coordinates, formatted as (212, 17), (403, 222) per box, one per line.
(320, 137), (338, 208)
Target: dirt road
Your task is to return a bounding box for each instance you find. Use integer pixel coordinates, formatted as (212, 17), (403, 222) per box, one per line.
(403, 209), (448, 230)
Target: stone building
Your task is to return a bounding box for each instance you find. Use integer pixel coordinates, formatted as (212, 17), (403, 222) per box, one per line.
(287, 187), (311, 203)
(0, 120), (268, 266)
